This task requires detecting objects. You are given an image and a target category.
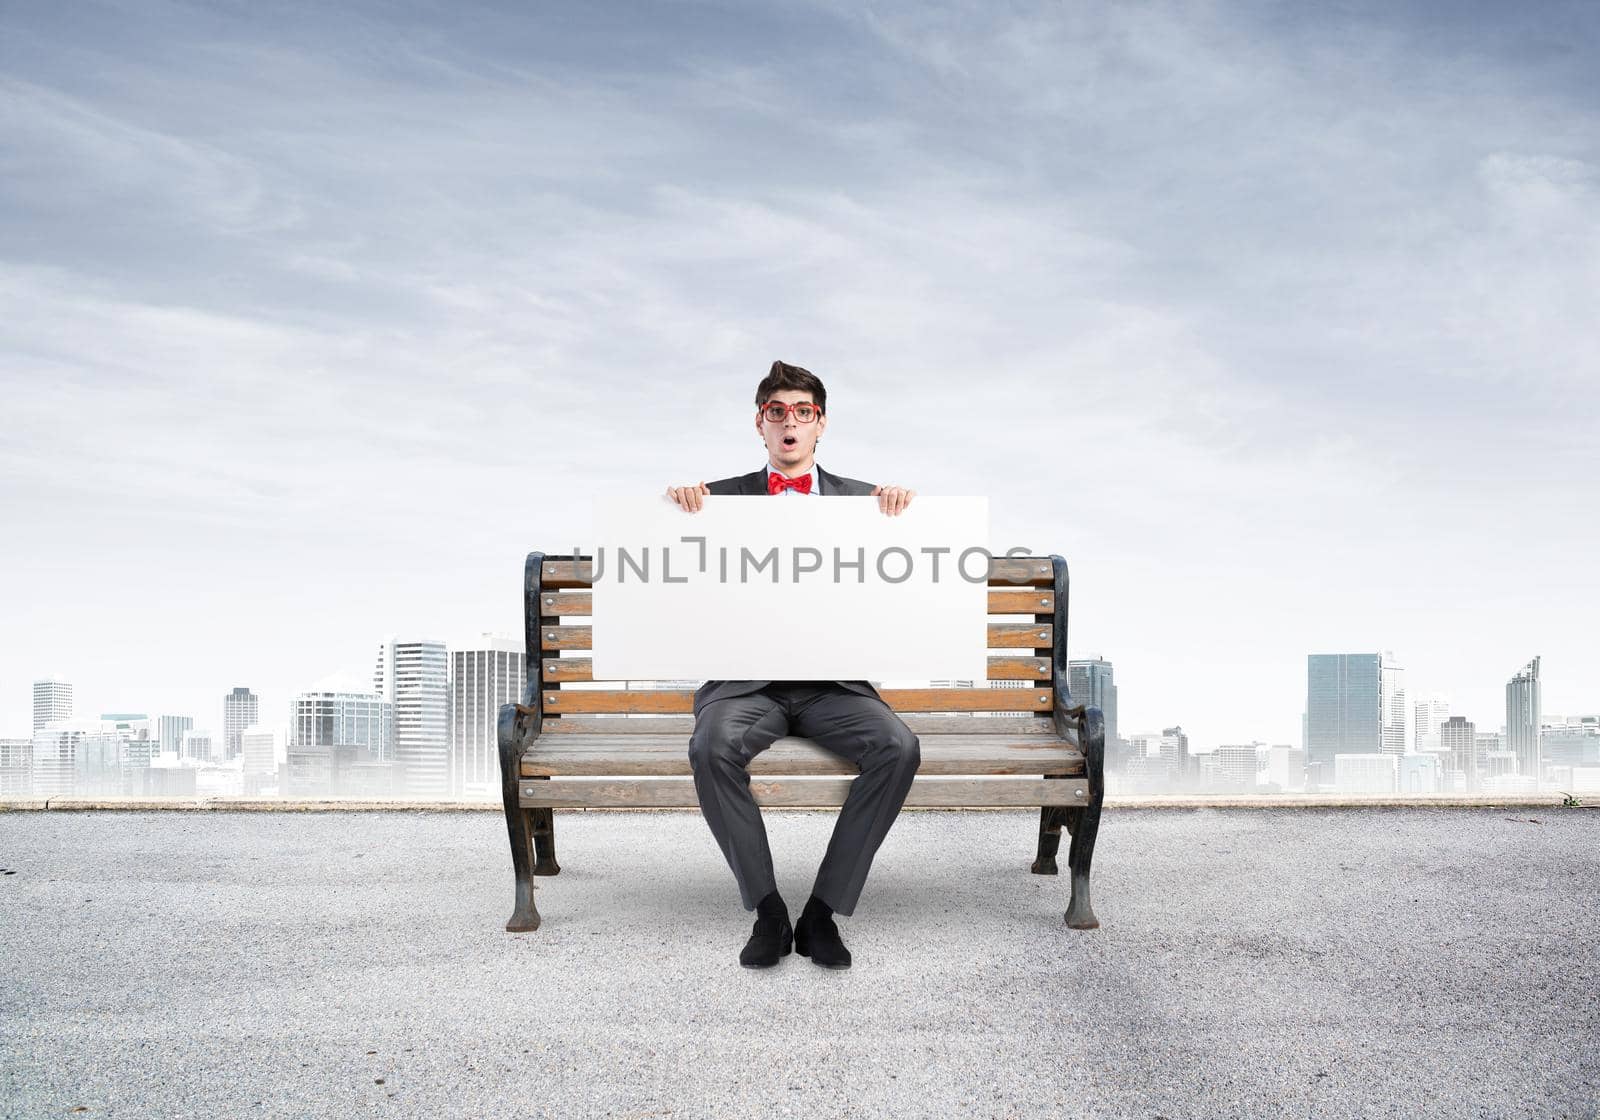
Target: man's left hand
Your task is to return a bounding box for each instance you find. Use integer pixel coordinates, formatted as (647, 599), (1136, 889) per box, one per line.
(871, 484), (915, 516)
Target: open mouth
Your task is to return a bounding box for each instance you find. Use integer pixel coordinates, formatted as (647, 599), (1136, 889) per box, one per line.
(782, 436), (797, 448)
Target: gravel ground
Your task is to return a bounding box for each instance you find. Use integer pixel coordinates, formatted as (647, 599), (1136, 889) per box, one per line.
(1, 807), (1597, 1119)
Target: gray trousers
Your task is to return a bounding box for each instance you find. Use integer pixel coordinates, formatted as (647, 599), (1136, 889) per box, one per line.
(688, 682), (921, 917)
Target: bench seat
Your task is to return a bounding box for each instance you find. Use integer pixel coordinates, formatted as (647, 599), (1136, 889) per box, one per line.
(518, 733), (1091, 806)
(518, 776), (1092, 808)
(519, 734), (1085, 777)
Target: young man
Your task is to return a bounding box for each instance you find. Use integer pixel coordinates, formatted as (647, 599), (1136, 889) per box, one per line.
(665, 360), (918, 971)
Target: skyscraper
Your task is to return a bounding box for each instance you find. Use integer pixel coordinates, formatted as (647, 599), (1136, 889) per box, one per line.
(1067, 657), (1118, 746)
(1380, 651), (1407, 756)
(450, 635), (527, 799)
(1306, 654), (1381, 788)
(223, 687), (259, 761)
(1159, 726), (1189, 788)
(155, 715), (193, 756)
(1506, 657), (1542, 786)
(32, 678), (73, 731)
(1414, 694), (1451, 752)
(1440, 715), (1477, 793)
(375, 640), (450, 798)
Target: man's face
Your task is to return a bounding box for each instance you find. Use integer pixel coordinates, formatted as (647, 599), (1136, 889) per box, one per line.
(756, 387), (827, 472)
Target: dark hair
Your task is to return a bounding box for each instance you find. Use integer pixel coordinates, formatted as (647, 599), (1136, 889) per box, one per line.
(755, 360), (826, 415)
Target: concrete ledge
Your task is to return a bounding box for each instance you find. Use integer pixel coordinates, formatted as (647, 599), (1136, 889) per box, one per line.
(1104, 793), (1589, 809)
(0, 797), (492, 812)
(0, 793), (1588, 812)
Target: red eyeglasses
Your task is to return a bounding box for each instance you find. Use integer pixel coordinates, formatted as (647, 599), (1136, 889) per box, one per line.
(759, 401), (821, 424)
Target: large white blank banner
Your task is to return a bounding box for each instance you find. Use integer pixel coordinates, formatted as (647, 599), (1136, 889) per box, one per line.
(589, 496), (989, 682)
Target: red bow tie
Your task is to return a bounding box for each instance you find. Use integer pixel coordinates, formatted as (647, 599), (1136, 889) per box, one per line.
(768, 471), (813, 495)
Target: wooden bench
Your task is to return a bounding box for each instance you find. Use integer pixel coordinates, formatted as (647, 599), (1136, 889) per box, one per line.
(496, 551), (1105, 933)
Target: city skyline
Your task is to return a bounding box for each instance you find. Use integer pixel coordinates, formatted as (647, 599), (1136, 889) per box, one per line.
(3, 2), (1597, 747)
(12, 644), (1579, 760)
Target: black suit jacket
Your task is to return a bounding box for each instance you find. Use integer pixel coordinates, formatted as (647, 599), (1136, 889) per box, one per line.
(691, 465), (883, 717)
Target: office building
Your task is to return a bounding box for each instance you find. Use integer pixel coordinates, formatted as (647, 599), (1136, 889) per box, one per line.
(223, 687), (259, 761)
(31, 721), (137, 797)
(1159, 727), (1189, 786)
(292, 691), (392, 756)
(0, 738), (32, 796)
(1265, 745), (1306, 792)
(99, 714), (157, 770)
(1440, 716), (1477, 793)
(156, 715), (193, 756)
(1476, 731), (1502, 762)
(74, 727), (133, 796)
(32, 679), (73, 731)
(1068, 657), (1118, 747)
(31, 724), (80, 796)
(451, 635), (526, 799)
(241, 726), (278, 795)
(1380, 652), (1407, 755)
(375, 640), (450, 797)
(1543, 716), (1600, 768)
(1306, 654), (1382, 789)
(290, 690), (396, 797)
(1414, 694), (1451, 752)
(1397, 752), (1440, 794)
(1122, 734), (1167, 791)
(1214, 744), (1260, 791)
(1505, 657), (1542, 785)
(1334, 753), (1397, 795)
(289, 691), (388, 797)
(181, 730), (214, 763)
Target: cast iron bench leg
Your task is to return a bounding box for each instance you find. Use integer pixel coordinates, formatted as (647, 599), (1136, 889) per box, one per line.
(1062, 707), (1104, 929)
(532, 798), (561, 876)
(499, 704), (541, 932)
(1031, 795), (1066, 875)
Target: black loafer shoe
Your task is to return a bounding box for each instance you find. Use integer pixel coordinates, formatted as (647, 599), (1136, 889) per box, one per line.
(794, 911), (851, 969)
(739, 914), (793, 969)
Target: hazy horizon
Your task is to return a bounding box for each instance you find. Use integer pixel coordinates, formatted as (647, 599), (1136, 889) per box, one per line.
(3, 1), (1597, 747)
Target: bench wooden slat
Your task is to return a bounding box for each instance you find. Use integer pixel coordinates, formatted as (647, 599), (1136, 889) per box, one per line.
(519, 735), (1083, 776)
(533, 589), (1055, 617)
(536, 714), (1060, 735)
(539, 556), (1055, 589)
(539, 621), (1052, 651)
(519, 776), (1090, 808)
(541, 655), (1053, 683)
(541, 687), (1051, 715)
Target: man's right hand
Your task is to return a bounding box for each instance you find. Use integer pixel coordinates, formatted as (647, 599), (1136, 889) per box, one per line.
(666, 482), (710, 512)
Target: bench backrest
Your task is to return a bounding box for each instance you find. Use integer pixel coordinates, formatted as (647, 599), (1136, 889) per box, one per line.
(520, 552), (1077, 738)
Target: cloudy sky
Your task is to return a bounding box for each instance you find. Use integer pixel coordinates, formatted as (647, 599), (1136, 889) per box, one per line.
(2, 0), (1597, 747)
